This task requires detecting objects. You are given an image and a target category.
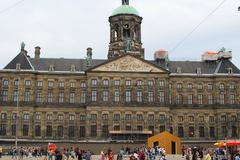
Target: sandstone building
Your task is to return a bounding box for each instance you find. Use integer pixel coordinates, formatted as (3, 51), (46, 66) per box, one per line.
(0, 0), (240, 145)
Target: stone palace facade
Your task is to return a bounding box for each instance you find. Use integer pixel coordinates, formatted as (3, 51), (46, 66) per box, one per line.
(0, 0), (240, 145)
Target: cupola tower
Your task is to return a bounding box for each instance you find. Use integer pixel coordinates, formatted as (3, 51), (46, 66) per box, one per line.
(108, 0), (144, 59)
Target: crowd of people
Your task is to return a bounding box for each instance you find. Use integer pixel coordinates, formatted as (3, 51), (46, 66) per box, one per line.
(9, 147), (46, 159)
(0, 145), (239, 160)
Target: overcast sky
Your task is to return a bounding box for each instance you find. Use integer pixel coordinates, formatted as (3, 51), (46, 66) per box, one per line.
(0, 0), (239, 68)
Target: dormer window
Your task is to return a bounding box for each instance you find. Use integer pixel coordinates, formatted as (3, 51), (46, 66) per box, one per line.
(49, 64), (54, 71)
(16, 63), (21, 70)
(70, 65), (76, 72)
(177, 67), (182, 74)
(228, 68), (233, 74)
(197, 68), (202, 74)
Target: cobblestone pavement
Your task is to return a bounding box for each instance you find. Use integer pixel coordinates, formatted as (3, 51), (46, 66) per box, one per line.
(0, 155), (186, 160)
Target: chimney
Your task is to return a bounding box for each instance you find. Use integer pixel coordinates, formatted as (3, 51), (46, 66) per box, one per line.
(86, 47), (93, 67)
(35, 46), (41, 59)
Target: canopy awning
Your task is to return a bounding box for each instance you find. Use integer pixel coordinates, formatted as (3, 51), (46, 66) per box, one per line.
(109, 130), (152, 135)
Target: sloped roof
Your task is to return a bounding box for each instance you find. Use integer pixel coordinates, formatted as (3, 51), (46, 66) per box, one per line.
(3, 52), (240, 74)
(4, 52), (33, 70)
(216, 59), (240, 74)
(29, 58), (106, 72)
(151, 59), (240, 74)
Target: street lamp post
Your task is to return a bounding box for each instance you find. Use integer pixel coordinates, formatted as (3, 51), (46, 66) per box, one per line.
(15, 79), (19, 158)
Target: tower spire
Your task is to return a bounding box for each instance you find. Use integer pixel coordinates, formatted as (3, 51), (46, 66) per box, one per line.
(122, 0), (129, 5)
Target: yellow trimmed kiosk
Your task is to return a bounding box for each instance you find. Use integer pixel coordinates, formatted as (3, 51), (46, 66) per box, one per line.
(147, 131), (181, 155)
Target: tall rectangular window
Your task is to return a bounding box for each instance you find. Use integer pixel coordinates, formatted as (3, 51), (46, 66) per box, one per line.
(69, 92), (75, 104)
(159, 91), (165, 103)
(148, 91), (154, 102)
(114, 114), (120, 121)
(0, 124), (7, 136)
(13, 90), (18, 102)
(59, 91), (64, 103)
(90, 114), (97, 122)
(80, 92), (86, 104)
(197, 94), (203, 105)
(69, 126), (75, 137)
(219, 94), (225, 105)
(208, 95), (213, 105)
(79, 126), (86, 138)
(222, 126), (227, 138)
(11, 124), (16, 136)
(137, 80), (142, 87)
(137, 91), (143, 102)
(137, 114), (143, 121)
(46, 125), (52, 137)
(125, 114), (131, 121)
(24, 90), (30, 102)
(125, 91), (131, 102)
(159, 114), (165, 123)
(91, 125), (97, 137)
(48, 91), (53, 103)
(70, 82), (75, 88)
(114, 80), (120, 86)
(103, 80), (109, 86)
(189, 126), (194, 137)
(102, 125), (109, 137)
(23, 125), (29, 136)
(36, 91), (42, 103)
(188, 84), (193, 91)
(178, 126), (184, 137)
(14, 80), (19, 87)
(35, 125), (41, 137)
(148, 80), (154, 88)
(48, 81), (54, 88)
(176, 94), (183, 104)
(59, 81), (64, 88)
(219, 83), (225, 91)
(2, 80), (9, 87)
(91, 79), (97, 87)
(188, 95), (193, 105)
(199, 126), (205, 138)
(2, 90), (8, 102)
(57, 126), (63, 137)
(230, 94), (235, 104)
(148, 114), (154, 121)
(209, 127), (215, 138)
(91, 91), (97, 102)
(37, 81), (43, 87)
(80, 82), (87, 88)
(23, 114), (29, 120)
(25, 80), (31, 87)
(103, 91), (109, 102)
(159, 80), (164, 88)
(177, 83), (182, 91)
(114, 90), (120, 102)
(208, 84), (213, 91)
(125, 80), (131, 86)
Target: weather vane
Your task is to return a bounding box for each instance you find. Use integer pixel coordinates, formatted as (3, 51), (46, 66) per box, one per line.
(122, 0), (129, 5)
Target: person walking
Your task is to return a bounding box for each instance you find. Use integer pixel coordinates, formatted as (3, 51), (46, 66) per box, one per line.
(0, 146), (2, 158)
(205, 151), (212, 160)
(76, 148), (82, 160)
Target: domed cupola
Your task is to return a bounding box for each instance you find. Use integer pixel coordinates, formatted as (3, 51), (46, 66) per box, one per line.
(112, 1), (139, 16)
(108, 0), (145, 59)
